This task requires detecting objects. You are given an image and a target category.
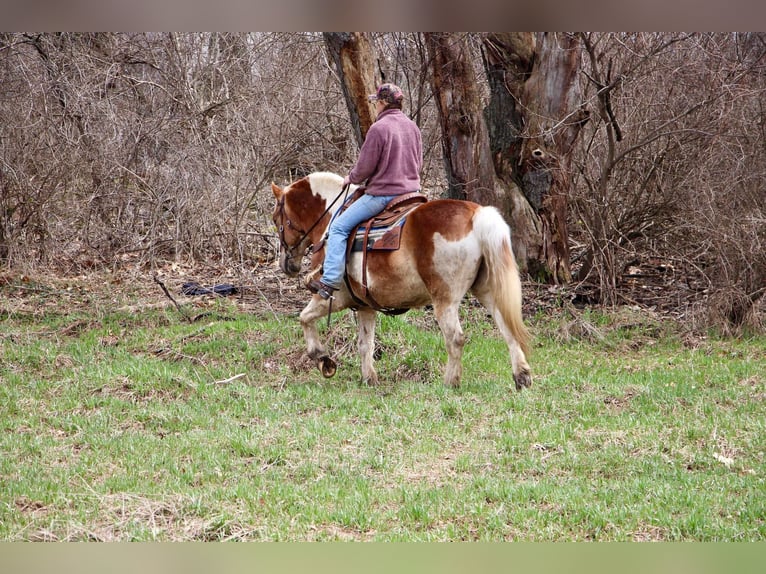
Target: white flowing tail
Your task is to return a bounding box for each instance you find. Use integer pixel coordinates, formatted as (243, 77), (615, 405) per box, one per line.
(472, 206), (531, 357)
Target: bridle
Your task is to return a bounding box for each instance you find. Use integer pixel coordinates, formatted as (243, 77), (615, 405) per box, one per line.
(275, 183), (351, 263)
(275, 196), (312, 263)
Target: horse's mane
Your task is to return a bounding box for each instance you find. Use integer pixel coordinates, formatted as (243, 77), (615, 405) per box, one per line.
(303, 172), (360, 214)
(305, 172), (344, 200)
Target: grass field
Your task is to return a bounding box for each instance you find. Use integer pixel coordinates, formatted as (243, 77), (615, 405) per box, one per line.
(1, 275), (764, 541)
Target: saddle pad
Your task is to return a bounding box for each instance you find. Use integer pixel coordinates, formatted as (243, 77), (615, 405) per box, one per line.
(349, 218), (406, 252)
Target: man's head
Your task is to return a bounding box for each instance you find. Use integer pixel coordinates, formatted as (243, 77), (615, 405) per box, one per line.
(368, 83), (404, 110)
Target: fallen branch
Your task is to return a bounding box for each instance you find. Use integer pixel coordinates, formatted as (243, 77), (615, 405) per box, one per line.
(153, 275), (191, 321)
(213, 373), (247, 385)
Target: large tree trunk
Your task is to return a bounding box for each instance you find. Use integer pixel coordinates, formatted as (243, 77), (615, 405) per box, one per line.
(323, 33), (377, 147)
(483, 32), (588, 283)
(481, 32), (541, 272)
(425, 32), (586, 280)
(424, 33), (500, 208)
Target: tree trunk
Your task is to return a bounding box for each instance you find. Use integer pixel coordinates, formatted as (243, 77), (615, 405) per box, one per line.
(424, 33), (500, 207)
(483, 32), (588, 283)
(481, 32), (541, 272)
(323, 32), (377, 147)
(425, 32), (586, 280)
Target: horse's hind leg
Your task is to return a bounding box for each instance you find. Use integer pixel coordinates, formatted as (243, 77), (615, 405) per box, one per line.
(357, 308), (378, 385)
(472, 286), (532, 391)
(433, 301), (465, 388)
(299, 296), (338, 378)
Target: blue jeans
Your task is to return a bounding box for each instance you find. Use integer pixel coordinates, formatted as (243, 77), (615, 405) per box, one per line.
(321, 193), (397, 289)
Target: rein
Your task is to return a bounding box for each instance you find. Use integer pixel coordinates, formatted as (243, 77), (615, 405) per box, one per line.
(277, 183), (351, 261)
(277, 182), (351, 330)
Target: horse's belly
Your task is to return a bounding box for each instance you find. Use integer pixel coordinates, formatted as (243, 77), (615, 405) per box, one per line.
(347, 250), (432, 308)
(347, 234), (482, 309)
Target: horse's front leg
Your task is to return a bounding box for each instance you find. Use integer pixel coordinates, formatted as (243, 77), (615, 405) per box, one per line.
(299, 295), (338, 378)
(357, 308), (378, 385)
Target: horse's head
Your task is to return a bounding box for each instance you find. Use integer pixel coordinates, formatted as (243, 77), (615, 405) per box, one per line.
(271, 175), (335, 277)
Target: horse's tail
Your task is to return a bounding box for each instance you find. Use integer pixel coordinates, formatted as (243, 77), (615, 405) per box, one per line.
(472, 206), (531, 357)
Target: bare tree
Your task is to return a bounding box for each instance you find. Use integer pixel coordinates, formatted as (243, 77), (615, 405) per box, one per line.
(574, 32), (702, 304)
(425, 32), (586, 281)
(572, 32), (766, 327)
(0, 32), (763, 332)
(482, 32), (587, 282)
(0, 33), (354, 270)
(323, 32), (377, 146)
(424, 33), (499, 208)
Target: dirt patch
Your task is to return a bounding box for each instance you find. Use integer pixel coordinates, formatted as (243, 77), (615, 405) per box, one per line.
(0, 262), (307, 319)
(0, 259), (756, 336)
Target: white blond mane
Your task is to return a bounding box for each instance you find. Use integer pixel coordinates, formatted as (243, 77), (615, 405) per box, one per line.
(304, 172), (358, 217)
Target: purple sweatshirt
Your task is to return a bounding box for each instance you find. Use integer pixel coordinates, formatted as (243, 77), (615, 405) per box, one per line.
(349, 108), (423, 196)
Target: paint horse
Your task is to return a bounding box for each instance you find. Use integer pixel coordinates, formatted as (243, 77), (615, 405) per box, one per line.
(271, 171), (531, 390)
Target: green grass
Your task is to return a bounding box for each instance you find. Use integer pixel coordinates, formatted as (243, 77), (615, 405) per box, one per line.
(1, 283), (764, 541)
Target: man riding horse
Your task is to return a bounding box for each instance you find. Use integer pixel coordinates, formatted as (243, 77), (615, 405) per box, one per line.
(308, 83), (423, 301)
(272, 83), (531, 390)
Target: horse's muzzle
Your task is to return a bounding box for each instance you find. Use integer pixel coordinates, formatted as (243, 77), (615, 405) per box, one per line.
(279, 252), (302, 277)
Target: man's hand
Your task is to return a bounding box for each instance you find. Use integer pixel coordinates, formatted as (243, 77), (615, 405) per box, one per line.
(342, 175), (351, 188)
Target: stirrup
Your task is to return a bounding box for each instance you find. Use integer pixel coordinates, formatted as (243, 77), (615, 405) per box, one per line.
(308, 279), (336, 300)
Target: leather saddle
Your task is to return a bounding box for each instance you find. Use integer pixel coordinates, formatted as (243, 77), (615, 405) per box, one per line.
(345, 190), (427, 313)
(348, 191), (427, 253)
(310, 189), (427, 313)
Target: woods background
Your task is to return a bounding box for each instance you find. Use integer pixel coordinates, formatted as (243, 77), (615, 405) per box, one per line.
(1, 32), (764, 331)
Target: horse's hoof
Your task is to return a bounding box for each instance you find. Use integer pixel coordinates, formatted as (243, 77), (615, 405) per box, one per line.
(362, 374), (379, 386)
(513, 371), (532, 391)
(318, 356), (337, 378)
(444, 376), (461, 389)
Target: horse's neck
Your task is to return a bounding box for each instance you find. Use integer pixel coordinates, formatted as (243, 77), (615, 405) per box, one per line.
(319, 184), (359, 220)
(301, 173), (358, 234)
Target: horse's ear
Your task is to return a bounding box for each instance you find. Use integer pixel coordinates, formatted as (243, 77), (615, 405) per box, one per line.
(271, 182), (283, 199)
